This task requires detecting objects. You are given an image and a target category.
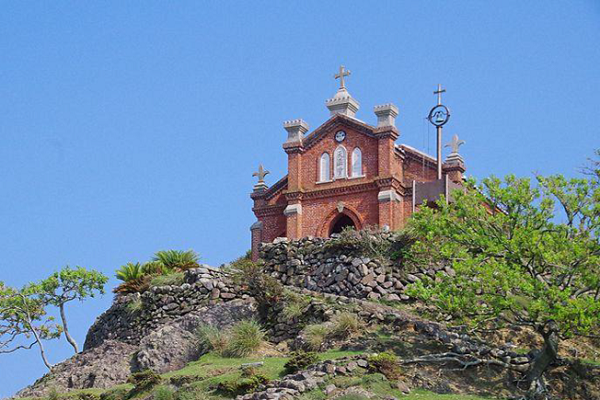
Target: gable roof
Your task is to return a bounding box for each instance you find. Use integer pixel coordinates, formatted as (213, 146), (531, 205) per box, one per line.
(302, 113), (377, 151)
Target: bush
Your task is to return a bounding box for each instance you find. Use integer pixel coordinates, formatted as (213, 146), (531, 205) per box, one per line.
(303, 324), (329, 351)
(367, 352), (401, 379)
(142, 260), (168, 275)
(48, 388), (60, 400)
(153, 250), (199, 271)
(153, 386), (175, 400)
(169, 374), (199, 386)
(230, 259), (283, 317)
(330, 312), (364, 339)
(127, 370), (162, 392)
(100, 387), (129, 400)
(150, 271), (185, 287)
(196, 324), (229, 356)
(284, 350), (319, 373)
(217, 374), (270, 395)
(225, 320), (265, 357)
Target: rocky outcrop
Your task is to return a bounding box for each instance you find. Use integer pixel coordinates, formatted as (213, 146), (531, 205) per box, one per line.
(16, 340), (137, 398)
(84, 266), (249, 350)
(18, 299), (257, 397)
(134, 299), (257, 373)
(260, 235), (452, 302)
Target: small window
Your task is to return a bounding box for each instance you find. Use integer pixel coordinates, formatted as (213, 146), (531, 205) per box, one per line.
(333, 146), (348, 179)
(351, 147), (362, 177)
(319, 152), (331, 182)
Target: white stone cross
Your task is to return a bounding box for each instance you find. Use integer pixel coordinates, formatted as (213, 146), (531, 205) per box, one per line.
(445, 134), (465, 154)
(334, 65), (351, 90)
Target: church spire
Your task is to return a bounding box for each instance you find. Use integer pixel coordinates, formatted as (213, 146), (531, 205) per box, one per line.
(326, 65), (360, 118)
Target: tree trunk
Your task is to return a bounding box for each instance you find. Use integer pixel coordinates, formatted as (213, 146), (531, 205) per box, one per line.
(525, 320), (559, 399)
(59, 303), (79, 353)
(30, 326), (53, 370)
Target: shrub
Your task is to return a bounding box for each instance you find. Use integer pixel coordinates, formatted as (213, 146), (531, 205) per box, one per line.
(230, 259), (283, 317)
(335, 395), (370, 400)
(284, 350), (319, 373)
(153, 250), (199, 271)
(196, 324), (229, 356)
(127, 370), (162, 392)
(48, 387), (60, 400)
(150, 271), (185, 287)
(169, 374), (199, 386)
(367, 352), (401, 379)
(100, 387), (129, 400)
(303, 324), (329, 351)
(330, 312), (364, 339)
(225, 320), (265, 357)
(142, 260), (168, 275)
(153, 386), (175, 400)
(217, 375), (270, 395)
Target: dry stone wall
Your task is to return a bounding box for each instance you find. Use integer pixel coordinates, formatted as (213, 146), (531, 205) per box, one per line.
(259, 234), (452, 302)
(84, 266), (248, 350)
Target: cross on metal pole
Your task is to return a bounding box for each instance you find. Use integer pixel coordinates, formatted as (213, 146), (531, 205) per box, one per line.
(433, 84), (446, 179)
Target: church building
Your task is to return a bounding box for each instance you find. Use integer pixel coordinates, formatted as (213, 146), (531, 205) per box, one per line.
(250, 67), (466, 261)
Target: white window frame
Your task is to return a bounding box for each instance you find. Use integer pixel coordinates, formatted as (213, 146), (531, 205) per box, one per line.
(350, 147), (364, 178)
(318, 152), (331, 183)
(333, 145), (348, 180)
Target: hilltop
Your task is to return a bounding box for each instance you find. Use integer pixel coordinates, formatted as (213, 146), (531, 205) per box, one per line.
(12, 230), (600, 400)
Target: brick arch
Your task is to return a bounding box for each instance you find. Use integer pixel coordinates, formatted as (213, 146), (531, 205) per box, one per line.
(318, 205), (364, 237)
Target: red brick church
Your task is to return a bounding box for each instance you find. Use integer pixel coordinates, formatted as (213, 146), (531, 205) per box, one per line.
(250, 67), (466, 260)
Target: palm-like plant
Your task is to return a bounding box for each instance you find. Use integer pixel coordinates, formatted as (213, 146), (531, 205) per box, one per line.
(115, 262), (145, 282)
(152, 250), (200, 271)
(114, 262), (150, 294)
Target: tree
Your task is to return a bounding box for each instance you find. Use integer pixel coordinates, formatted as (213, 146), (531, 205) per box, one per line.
(29, 266), (108, 353)
(406, 169), (600, 398)
(0, 283), (62, 369)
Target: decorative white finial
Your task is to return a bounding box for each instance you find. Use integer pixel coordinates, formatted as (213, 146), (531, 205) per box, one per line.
(445, 134), (465, 155)
(252, 164), (270, 192)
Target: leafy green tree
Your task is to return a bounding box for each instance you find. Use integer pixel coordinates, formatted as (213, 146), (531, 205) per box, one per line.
(406, 166), (599, 397)
(29, 266), (108, 353)
(0, 283), (61, 369)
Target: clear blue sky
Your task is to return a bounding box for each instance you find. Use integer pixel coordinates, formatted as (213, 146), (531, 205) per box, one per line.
(0, 1), (598, 396)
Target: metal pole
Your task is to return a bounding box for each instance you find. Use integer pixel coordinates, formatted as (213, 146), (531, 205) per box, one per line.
(436, 126), (442, 180)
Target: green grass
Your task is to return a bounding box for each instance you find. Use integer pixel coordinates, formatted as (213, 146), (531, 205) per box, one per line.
(403, 390), (499, 399)
(163, 350), (365, 399)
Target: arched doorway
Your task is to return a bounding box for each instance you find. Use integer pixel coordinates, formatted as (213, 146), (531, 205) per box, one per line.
(329, 213), (357, 236)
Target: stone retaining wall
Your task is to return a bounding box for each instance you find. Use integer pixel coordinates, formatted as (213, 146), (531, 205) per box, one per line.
(259, 234), (452, 302)
(84, 266), (248, 350)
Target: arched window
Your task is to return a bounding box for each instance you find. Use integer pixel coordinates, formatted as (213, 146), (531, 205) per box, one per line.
(319, 152), (331, 182)
(351, 147), (362, 177)
(333, 146), (347, 179)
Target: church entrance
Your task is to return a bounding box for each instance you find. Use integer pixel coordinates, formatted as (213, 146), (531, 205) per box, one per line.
(329, 214), (356, 236)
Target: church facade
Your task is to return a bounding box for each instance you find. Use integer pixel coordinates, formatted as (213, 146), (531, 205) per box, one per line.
(250, 68), (466, 261)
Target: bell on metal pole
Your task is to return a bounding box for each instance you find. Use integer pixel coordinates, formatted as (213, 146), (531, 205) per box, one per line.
(435, 111), (445, 124)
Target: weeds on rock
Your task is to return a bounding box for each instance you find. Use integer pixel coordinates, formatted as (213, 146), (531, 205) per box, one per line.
(127, 369), (162, 393)
(152, 385), (175, 400)
(99, 387), (129, 400)
(284, 350), (319, 373)
(216, 374), (270, 395)
(150, 271), (185, 287)
(367, 352), (401, 380)
(303, 323), (329, 351)
(331, 312), (364, 339)
(125, 296), (143, 314)
(282, 290), (312, 320)
(196, 324), (229, 356)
